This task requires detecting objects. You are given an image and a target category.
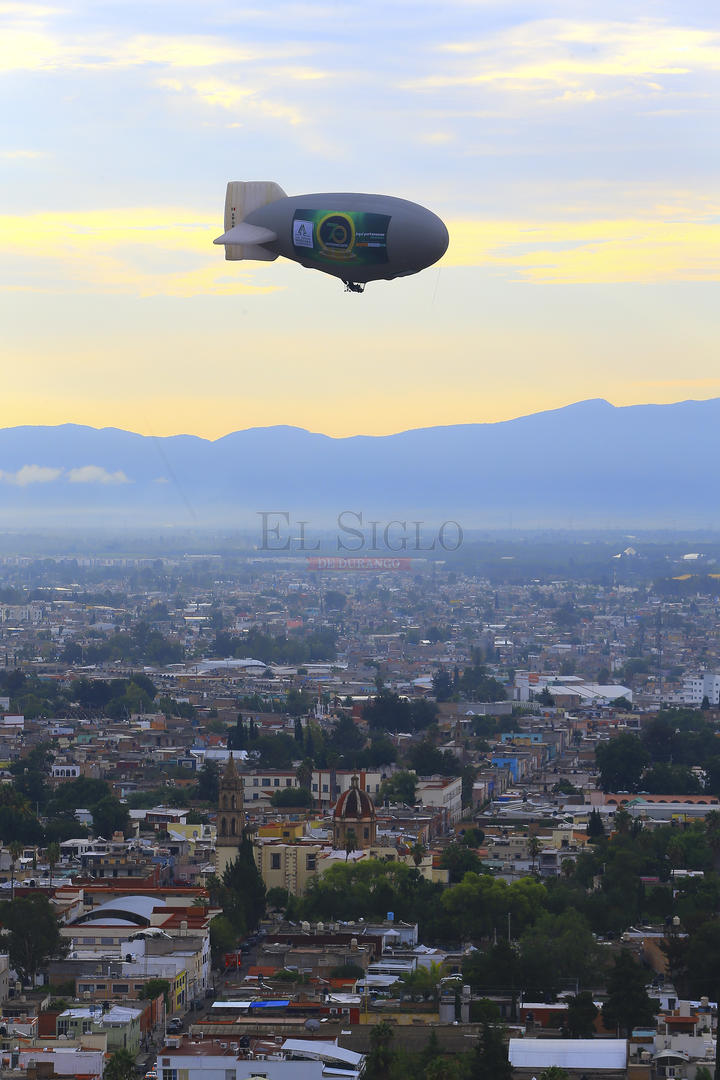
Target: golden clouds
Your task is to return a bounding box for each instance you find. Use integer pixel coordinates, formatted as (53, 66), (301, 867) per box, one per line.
(0, 208), (278, 297)
(1, 201), (718, 295)
(444, 212), (720, 283)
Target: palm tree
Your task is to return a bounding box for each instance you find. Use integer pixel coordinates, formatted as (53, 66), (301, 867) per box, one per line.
(528, 835), (541, 874)
(410, 842), (426, 868)
(46, 842), (60, 881)
(9, 840), (23, 900)
(104, 1048), (136, 1080)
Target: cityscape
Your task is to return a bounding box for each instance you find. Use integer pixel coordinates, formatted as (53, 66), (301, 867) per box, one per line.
(2, 0), (719, 1077)
(0, 538), (718, 1077)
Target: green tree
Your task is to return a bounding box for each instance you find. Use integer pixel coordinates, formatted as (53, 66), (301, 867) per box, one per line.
(46, 841), (61, 879)
(92, 795), (129, 838)
(528, 835), (541, 874)
(363, 1020), (395, 1080)
(565, 991), (599, 1037)
(586, 808), (605, 841)
(296, 758), (314, 792)
(209, 914), (237, 966)
(196, 759), (220, 803)
(432, 668), (454, 702)
(104, 1049), (136, 1080)
(398, 961), (443, 1001)
(469, 1023), (512, 1080)
(270, 787), (313, 808)
(0, 893), (68, 983)
(601, 950), (658, 1034)
(519, 910), (600, 997)
(440, 844), (484, 884)
(595, 734), (648, 792)
(222, 837), (266, 933)
(377, 771), (418, 806)
(139, 978), (171, 1007)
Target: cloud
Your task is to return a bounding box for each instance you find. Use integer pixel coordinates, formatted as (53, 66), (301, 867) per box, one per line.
(0, 206), (281, 297)
(406, 18), (720, 104)
(4, 199), (718, 291)
(0, 465), (63, 486)
(0, 24), (311, 75)
(443, 212), (720, 283)
(66, 465), (130, 484)
(0, 149), (47, 160)
(158, 76), (306, 125)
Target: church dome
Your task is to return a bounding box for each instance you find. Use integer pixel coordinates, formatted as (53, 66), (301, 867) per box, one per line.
(334, 775), (376, 821)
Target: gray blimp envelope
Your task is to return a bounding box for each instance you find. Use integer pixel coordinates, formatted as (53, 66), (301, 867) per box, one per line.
(213, 181), (449, 292)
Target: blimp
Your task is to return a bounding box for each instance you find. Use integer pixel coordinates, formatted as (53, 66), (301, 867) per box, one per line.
(213, 181), (449, 292)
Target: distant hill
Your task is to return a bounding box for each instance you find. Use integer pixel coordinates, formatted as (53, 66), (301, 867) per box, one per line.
(0, 398), (717, 530)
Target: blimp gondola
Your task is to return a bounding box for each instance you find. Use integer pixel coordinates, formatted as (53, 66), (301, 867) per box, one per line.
(213, 181), (449, 292)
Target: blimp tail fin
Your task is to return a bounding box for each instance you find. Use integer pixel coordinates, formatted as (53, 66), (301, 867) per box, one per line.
(219, 180), (286, 262)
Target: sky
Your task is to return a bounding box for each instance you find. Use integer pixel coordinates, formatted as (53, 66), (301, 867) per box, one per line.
(1, 0), (719, 438)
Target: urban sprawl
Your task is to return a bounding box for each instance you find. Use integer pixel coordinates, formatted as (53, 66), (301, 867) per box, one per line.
(0, 543), (719, 1080)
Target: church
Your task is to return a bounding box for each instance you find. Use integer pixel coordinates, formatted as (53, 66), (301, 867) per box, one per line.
(216, 754), (246, 876)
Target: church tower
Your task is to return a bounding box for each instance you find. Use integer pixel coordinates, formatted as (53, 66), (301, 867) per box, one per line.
(216, 754), (245, 876)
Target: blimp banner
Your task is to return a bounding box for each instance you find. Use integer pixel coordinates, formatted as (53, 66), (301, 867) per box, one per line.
(292, 209), (390, 265)
(306, 557), (413, 571)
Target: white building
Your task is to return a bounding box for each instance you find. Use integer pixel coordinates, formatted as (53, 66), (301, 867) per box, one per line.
(156, 1038), (362, 1080)
(416, 776), (463, 824)
(683, 672), (720, 706)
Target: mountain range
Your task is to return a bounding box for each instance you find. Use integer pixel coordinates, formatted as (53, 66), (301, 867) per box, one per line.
(0, 398), (717, 531)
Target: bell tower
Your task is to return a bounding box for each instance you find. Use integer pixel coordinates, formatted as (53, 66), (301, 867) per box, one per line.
(216, 754), (245, 875)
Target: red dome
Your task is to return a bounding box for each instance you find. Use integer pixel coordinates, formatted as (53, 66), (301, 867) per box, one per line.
(333, 775), (376, 821)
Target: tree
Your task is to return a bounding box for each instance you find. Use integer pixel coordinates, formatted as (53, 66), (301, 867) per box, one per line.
(92, 795), (129, 839)
(595, 734), (648, 792)
(363, 1020), (395, 1080)
(377, 771), (417, 806)
(398, 961), (443, 1001)
(296, 758), (314, 792)
(0, 893), (68, 983)
(432, 668), (454, 702)
(528, 835), (541, 874)
(222, 837), (266, 933)
(440, 844), (484, 884)
(8, 841), (23, 900)
(565, 991), (598, 1037)
(537, 687), (555, 706)
(601, 950), (658, 1034)
(469, 1023), (512, 1080)
(587, 809), (605, 841)
(270, 787), (313, 808)
(209, 914), (237, 966)
(519, 910), (600, 997)
(104, 1049), (136, 1080)
(46, 842), (60, 879)
(139, 977), (171, 1007)
(196, 759), (220, 803)
(411, 842), (426, 867)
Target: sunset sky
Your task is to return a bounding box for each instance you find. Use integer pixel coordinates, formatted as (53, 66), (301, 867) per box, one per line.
(2, 0), (719, 438)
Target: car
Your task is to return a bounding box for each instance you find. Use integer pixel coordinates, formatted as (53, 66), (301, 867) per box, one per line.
(167, 1019), (183, 1034)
